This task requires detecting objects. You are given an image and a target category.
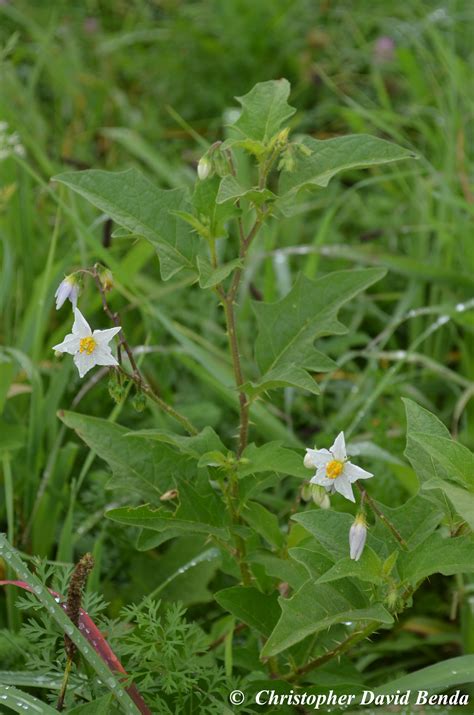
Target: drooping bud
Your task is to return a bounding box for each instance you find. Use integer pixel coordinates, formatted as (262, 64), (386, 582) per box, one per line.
(132, 389), (147, 412)
(311, 484), (330, 509)
(349, 513), (367, 561)
(197, 155), (212, 181)
(97, 266), (114, 292)
(301, 482), (312, 502)
(55, 273), (80, 310)
(108, 371), (125, 404)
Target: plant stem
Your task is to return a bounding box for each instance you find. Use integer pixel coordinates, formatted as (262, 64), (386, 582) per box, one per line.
(88, 266), (198, 436)
(222, 217), (264, 457)
(118, 365), (198, 436)
(357, 484), (408, 549)
(56, 656), (73, 711)
(222, 298), (249, 457)
(284, 621), (379, 682)
(223, 474), (252, 586)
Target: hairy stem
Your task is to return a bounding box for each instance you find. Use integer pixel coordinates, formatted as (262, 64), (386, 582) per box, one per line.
(118, 365), (198, 436)
(284, 621), (379, 682)
(357, 484), (408, 549)
(222, 217), (263, 457)
(86, 266), (198, 436)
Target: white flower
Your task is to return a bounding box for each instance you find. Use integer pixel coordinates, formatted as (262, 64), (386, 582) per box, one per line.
(349, 513), (367, 561)
(55, 274), (80, 310)
(304, 432), (373, 503)
(0, 122), (25, 161)
(52, 308), (121, 378)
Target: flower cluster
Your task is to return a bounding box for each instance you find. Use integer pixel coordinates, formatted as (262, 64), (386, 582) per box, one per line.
(0, 121), (25, 161)
(52, 271), (121, 378)
(304, 431), (373, 561)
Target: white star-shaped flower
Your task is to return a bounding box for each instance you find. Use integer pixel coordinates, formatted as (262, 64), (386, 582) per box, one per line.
(52, 308), (121, 378)
(304, 431), (373, 503)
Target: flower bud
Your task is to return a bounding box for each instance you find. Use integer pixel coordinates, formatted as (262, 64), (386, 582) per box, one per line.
(349, 513), (367, 561)
(304, 449), (315, 469)
(274, 127), (290, 149)
(55, 273), (80, 310)
(301, 483), (312, 502)
(95, 263), (114, 292)
(132, 390), (147, 412)
(312, 485), (330, 509)
(197, 155), (211, 181)
(98, 267), (114, 292)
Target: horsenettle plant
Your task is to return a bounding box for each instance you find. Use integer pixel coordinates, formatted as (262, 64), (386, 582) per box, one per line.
(4, 79), (474, 711)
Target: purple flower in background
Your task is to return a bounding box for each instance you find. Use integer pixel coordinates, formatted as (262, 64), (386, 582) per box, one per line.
(83, 17), (100, 34)
(374, 36), (395, 64)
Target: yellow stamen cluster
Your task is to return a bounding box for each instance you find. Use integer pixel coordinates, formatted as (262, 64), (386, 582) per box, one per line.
(326, 459), (343, 479)
(79, 336), (97, 355)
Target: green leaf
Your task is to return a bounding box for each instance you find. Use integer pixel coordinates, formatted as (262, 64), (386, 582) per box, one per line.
(249, 551), (309, 591)
(136, 539), (220, 606)
(404, 400), (474, 523)
(249, 268), (385, 395)
(0, 421), (25, 453)
(370, 494), (443, 551)
(0, 357), (15, 413)
(58, 411), (195, 503)
(238, 442), (307, 479)
(214, 586), (280, 637)
(68, 696), (115, 714)
(399, 532), (474, 584)
(124, 425), (226, 459)
(226, 79), (295, 146)
(261, 580), (393, 657)
(0, 685), (59, 714)
(292, 510), (354, 560)
(107, 478), (229, 540)
(423, 478), (474, 530)
(242, 501), (284, 548)
(54, 168), (199, 280)
(371, 655), (474, 696)
(409, 433), (474, 489)
(0, 672), (63, 689)
(288, 545), (335, 580)
(315, 547), (384, 585)
(279, 134), (415, 195)
(196, 256), (242, 289)
(190, 175), (237, 238)
(216, 175), (276, 205)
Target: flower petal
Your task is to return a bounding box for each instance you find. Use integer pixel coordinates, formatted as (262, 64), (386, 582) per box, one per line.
(73, 351), (96, 378)
(52, 334), (80, 355)
(55, 281), (70, 310)
(330, 431), (347, 461)
(72, 308), (92, 338)
(333, 474), (355, 502)
(93, 326), (122, 346)
(304, 448), (332, 469)
(310, 466), (334, 488)
(344, 462), (373, 483)
(94, 346), (119, 367)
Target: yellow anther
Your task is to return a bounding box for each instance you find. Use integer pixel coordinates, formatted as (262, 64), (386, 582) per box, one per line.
(79, 336), (96, 355)
(326, 459), (343, 479)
